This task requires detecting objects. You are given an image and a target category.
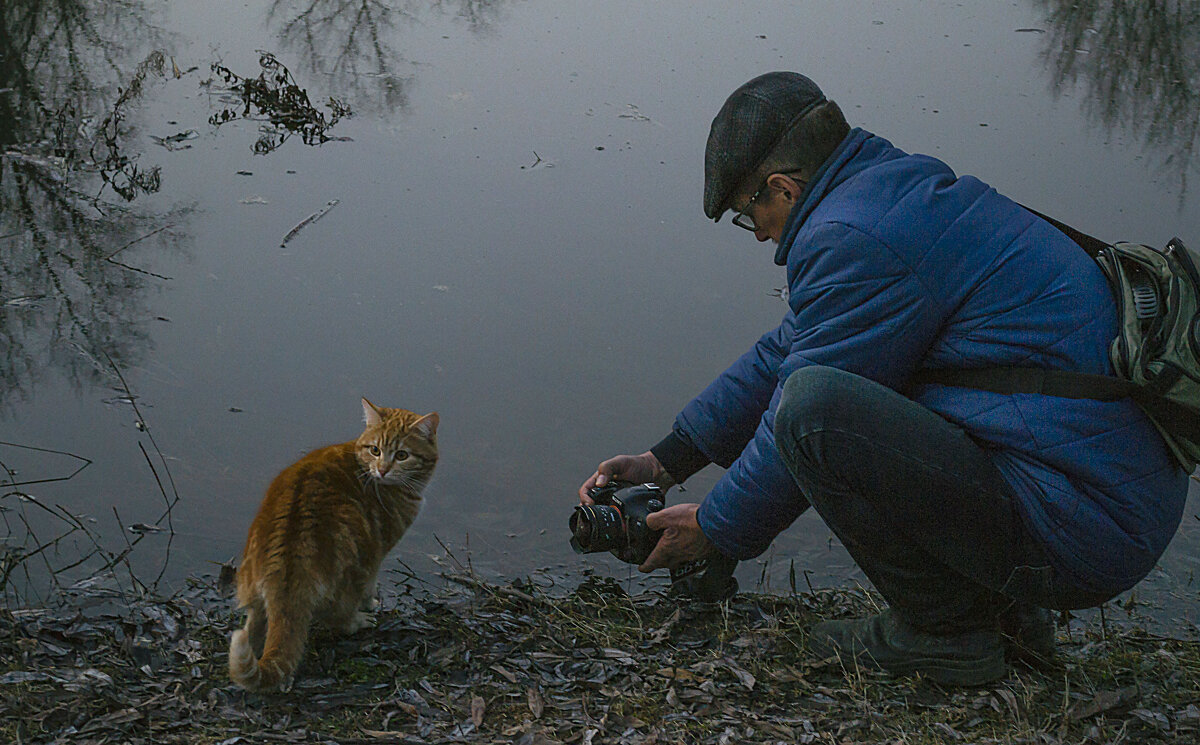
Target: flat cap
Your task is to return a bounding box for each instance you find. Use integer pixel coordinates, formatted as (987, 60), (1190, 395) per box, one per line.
(704, 72), (827, 221)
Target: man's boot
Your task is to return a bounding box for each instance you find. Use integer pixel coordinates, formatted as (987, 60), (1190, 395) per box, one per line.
(999, 603), (1056, 666)
(808, 609), (1006, 686)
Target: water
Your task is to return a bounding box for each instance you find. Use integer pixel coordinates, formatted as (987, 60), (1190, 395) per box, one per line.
(2, 1), (1197, 626)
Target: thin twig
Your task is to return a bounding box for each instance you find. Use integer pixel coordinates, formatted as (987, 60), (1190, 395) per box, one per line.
(0, 441), (92, 488)
(100, 350), (180, 589)
(104, 224), (172, 259)
(280, 198), (339, 246)
(104, 257), (172, 280)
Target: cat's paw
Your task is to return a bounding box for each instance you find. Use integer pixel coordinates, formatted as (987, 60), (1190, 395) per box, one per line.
(343, 611), (376, 634)
(360, 595), (380, 612)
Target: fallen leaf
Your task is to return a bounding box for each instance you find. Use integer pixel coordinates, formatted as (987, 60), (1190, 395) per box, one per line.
(656, 667), (701, 683)
(490, 663), (518, 683)
(722, 658), (756, 690)
(527, 687), (544, 719)
(1066, 686), (1139, 721)
(471, 695), (486, 727)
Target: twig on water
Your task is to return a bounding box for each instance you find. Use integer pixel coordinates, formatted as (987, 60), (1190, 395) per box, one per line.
(101, 350), (180, 590)
(0, 441), (92, 488)
(112, 506), (148, 596)
(280, 198), (339, 246)
(104, 224), (173, 259)
(104, 257), (173, 281)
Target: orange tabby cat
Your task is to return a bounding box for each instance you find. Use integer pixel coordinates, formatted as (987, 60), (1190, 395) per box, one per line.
(228, 398), (438, 691)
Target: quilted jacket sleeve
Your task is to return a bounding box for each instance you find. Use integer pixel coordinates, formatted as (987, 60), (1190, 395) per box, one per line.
(694, 223), (944, 559)
(666, 321), (794, 469)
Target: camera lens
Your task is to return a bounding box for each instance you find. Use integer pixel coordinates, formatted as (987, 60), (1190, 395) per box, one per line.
(569, 503), (625, 554)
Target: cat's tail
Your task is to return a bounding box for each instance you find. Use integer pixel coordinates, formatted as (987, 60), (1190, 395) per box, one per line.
(228, 597), (313, 692)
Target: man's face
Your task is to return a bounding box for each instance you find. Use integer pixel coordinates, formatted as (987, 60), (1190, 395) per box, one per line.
(730, 174), (801, 244)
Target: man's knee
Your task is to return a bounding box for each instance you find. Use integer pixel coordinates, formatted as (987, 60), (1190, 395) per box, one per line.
(774, 366), (859, 476)
(775, 366), (855, 443)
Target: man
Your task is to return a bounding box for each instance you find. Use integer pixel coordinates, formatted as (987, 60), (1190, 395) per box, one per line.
(578, 72), (1189, 686)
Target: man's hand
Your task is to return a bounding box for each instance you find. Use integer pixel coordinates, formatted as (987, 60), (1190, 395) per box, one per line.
(638, 503), (715, 572)
(578, 451), (673, 504)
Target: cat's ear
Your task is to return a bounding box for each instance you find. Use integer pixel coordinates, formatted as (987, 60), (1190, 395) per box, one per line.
(361, 398), (384, 427)
(413, 412), (439, 439)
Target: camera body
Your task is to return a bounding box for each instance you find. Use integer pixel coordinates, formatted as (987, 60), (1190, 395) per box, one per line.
(568, 480), (740, 602)
(569, 481), (664, 564)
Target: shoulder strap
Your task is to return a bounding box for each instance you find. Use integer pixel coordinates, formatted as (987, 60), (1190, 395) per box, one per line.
(1019, 203), (1111, 258)
(913, 205), (1124, 401)
(913, 367), (1134, 400)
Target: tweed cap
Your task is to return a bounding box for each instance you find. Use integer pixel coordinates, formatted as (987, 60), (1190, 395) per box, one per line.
(704, 72), (827, 221)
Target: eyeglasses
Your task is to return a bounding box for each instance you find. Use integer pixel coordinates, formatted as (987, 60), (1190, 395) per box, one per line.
(731, 181), (768, 231)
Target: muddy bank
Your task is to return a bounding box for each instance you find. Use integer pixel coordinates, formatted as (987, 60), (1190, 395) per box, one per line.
(1, 569), (1198, 745)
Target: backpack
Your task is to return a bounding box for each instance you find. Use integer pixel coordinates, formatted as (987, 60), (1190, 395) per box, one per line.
(914, 210), (1200, 474)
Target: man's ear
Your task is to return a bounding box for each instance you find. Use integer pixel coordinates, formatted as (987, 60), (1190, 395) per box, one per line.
(766, 173), (804, 201)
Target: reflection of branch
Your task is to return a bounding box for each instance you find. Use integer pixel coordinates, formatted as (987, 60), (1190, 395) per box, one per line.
(0, 441), (92, 488)
(1037, 0), (1200, 198)
(89, 50), (170, 201)
(102, 349), (180, 590)
(1, 0), (188, 605)
(269, 0), (415, 116)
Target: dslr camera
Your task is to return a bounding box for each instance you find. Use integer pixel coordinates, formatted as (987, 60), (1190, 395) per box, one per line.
(569, 480), (738, 601)
(570, 481), (665, 564)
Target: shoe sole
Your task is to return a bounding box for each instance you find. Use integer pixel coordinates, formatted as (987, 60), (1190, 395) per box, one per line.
(812, 637), (1007, 687)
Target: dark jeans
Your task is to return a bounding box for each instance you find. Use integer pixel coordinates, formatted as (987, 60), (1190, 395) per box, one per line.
(773, 366), (1111, 633)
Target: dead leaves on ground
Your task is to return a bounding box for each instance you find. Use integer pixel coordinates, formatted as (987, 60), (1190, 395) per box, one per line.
(1, 571), (1198, 744)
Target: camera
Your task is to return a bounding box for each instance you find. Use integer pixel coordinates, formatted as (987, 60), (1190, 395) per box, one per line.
(569, 481), (664, 565)
(569, 480), (740, 601)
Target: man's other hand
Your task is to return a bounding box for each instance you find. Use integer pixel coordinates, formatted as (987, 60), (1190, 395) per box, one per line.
(578, 451), (672, 504)
(639, 503), (714, 572)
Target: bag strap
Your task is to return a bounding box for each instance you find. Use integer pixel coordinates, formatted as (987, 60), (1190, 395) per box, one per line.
(1019, 203), (1111, 258)
(912, 205), (1122, 400)
(913, 367), (1134, 400)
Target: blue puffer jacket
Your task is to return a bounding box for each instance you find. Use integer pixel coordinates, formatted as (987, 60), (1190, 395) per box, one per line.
(679, 128), (1188, 595)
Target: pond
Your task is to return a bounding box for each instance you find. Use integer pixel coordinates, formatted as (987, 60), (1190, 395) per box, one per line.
(2, 0), (1197, 627)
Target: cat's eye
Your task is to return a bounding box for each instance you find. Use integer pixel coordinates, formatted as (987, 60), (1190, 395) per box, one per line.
(394, 450), (410, 461)
(368, 445), (381, 456)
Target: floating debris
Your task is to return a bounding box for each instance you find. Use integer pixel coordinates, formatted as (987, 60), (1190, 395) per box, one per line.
(209, 52), (352, 155)
(618, 104), (653, 124)
(127, 523), (166, 535)
(101, 394), (140, 406)
(1, 294), (45, 308)
(280, 199), (340, 247)
(520, 151), (555, 170)
(90, 51), (170, 201)
(149, 130), (199, 150)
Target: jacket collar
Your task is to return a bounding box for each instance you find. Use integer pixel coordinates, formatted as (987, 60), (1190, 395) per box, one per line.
(774, 128), (874, 266)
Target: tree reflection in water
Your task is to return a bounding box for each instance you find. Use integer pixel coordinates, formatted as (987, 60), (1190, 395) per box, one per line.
(1038, 0), (1200, 200)
(266, 0), (518, 117)
(0, 0), (189, 411)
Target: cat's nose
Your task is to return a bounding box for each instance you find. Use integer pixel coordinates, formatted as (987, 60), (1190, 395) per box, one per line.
(376, 463), (390, 477)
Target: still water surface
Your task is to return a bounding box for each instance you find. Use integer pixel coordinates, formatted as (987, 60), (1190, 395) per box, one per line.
(2, 0), (1197, 624)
